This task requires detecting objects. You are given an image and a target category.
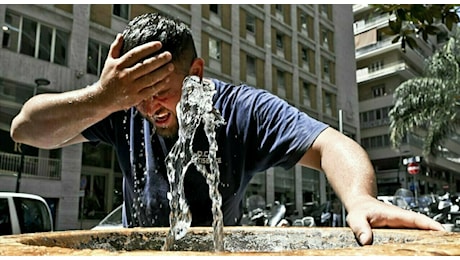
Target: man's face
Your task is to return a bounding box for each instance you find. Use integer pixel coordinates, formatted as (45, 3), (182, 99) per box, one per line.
(135, 71), (185, 138)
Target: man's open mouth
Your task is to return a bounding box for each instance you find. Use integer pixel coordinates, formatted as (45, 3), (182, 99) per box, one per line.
(154, 111), (170, 125)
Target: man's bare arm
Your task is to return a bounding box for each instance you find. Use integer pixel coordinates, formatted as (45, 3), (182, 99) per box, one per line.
(10, 33), (174, 149)
(10, 88), (110, 149)
(299, 127), (444, 245)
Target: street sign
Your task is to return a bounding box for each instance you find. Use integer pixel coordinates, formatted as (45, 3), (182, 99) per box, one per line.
(407, 162), (420, 175)
(403, 156), (421, 165)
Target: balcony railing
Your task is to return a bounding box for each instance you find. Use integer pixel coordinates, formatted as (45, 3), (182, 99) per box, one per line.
(356, 61), (412, 83)
(354, 13), (392, 34)
(0, 152), (61, 180)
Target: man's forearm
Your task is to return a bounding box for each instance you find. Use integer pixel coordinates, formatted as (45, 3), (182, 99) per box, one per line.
(320, 130), (378, 210)
(10, 83), (112, 149)
(299, 127), (377, 210)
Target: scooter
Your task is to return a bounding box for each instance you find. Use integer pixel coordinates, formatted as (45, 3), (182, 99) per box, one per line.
(246, 201), (289, 227)
(432, 193), (460, 232)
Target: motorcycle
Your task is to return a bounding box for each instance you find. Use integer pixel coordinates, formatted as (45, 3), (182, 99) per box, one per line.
(292, 216), (316, 227)
(243, 195), (289, 227)
(300, 201), (334, 227)
(391, 189), (460, 232)
(432, 192), (460, 231)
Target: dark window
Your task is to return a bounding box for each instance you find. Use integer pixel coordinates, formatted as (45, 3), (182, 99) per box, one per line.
(210, 4), (219, 14)
(113, 4), (129, 20)
(3, 11), (69, 65)
(247, 55), (256, 78)
(246, 13), (255, 34)
(276, 33), (283, 49)
(87, 39), (109, 76)
(38, 25), (52, 62)
(275, 4), (283, 13)
(20, 17), (37, 57)
(13, 197), (52, 234)
(54, 30), (69, 66)
(0, 198), (12, 235)
(300, 12), (307, 30)
(2, 12), (20, 50)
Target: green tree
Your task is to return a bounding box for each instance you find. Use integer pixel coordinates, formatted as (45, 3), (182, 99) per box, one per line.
(372, 4), (459, 51)
(389, 29), (460, 157)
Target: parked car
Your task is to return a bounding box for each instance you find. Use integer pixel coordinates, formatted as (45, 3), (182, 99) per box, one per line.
(0, 192), (53, 235)
(91, 204), (123, 230)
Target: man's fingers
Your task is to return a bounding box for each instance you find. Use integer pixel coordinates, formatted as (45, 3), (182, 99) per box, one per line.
(119, 41), (163, 68)
(346, 213), (373, 246)
(109, 33), (124, 59)
(134, 61), (174, 93)
(390, 208), (445, 231)
(129, 52), (173, 80)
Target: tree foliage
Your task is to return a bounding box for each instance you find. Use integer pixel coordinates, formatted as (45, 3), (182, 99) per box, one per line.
(372, 4), (460, 51)
(389, 29), (460, 157)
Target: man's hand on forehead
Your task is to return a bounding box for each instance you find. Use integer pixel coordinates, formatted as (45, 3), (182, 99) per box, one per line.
(96, 34), (175, 112)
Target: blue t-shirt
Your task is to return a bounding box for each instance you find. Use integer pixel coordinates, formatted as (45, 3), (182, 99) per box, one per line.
(82, 78), (328, 227)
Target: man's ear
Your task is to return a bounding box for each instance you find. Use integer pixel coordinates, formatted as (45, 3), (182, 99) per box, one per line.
(188, 58), (204, 79)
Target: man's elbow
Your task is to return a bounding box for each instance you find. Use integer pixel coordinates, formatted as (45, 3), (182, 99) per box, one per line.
(10, 117), (43, 148)
(10, 117), (25, 143)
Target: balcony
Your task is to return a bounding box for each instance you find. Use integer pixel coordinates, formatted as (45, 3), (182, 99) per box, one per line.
(0, 152), (61, 180)
(353, 13), (392, 34)
(356, 61), (418, 84)
(355, 38), (396, 59)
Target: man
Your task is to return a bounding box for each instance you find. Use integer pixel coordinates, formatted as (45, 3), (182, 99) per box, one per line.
(10, 12), (444, 246)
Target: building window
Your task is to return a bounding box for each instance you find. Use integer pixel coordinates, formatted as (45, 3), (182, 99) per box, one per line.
(2, 11), (69, 66)
(245, 12), (256, 43)
(324, 92), (332, 116)
(276, 32), (284, 51)
(87, 39), (109, 76)
(275, 4), (284, 20)
(277, 70), (285, 87)
(320, 5), (330, 19)
(2, 12), (20, 50)
(209, 37), (221, 60)
(321, 28), (329, 49)
(302, 81), (312, 107)
(20, 17), (37, 57)
(80, 174), (106, 219)
(360, 106), (392, 128)
(277, 69), (286, 97)
(369, 60), (384, 72)
(275, 32), (284, 58)
(301, 46), (309, 70)
(210, 4), (220, 15)
(275, 4), (283, 13)
(381, 106), (390, 121)
(246, 55), (256, 86)
(322, 57), (330, 82)
(209, 5), (221, 26)
(361, 134), (391, 149)
(372, 84), (387, 97)
(113, 4), (129, 20)
(300, 12), (308, 31)
(246, 13), (255, 34)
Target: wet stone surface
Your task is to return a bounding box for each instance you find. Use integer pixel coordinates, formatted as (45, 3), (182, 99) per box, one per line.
(23, 227), (414, 252)
(1, 227), (459, 256)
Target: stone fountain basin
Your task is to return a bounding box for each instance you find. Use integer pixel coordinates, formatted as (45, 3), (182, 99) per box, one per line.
(0, 227), (459, 256)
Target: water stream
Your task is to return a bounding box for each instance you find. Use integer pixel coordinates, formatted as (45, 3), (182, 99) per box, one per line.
(161, 76), (226, 251)
(125, 75), (225, 251)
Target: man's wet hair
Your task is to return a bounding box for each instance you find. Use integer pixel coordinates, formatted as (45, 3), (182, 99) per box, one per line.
(121, 12), (198, 72)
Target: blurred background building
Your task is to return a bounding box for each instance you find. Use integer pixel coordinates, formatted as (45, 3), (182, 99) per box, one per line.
(353, 4), (460, 196)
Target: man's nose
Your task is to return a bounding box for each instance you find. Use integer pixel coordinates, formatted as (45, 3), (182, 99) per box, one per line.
(140, 97), (159, 116)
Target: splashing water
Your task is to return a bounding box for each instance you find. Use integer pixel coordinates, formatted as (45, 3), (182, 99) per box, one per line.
(162, 75), (226, 251)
